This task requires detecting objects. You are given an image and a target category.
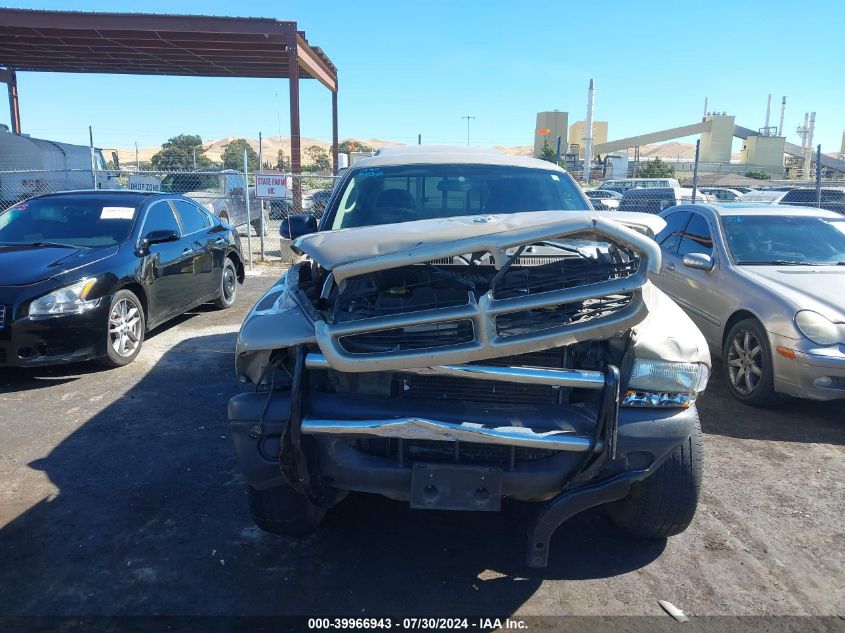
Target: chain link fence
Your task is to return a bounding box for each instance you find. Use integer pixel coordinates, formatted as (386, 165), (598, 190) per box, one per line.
(0, 166), (338, 267)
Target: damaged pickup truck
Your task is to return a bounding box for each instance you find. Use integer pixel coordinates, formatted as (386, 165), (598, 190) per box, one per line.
(229, 148), (710, 567)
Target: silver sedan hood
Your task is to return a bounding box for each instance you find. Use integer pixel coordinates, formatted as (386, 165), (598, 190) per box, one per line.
(294, 211), (663, 282)
(739, 266), (845, 322)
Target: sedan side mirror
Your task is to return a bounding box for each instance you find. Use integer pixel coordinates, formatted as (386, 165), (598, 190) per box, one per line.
(280, 213), (318, 239)
(144, 229), (179, 245)
(682, 252), (715, 271)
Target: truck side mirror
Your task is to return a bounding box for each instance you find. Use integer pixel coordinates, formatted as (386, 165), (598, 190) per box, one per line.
(280, 214), (318, 239)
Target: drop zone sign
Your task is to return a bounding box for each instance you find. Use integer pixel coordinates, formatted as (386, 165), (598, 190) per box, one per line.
(255, 173), (291, 199)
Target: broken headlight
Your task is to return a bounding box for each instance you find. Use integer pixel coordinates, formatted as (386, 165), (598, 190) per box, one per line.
(623, 359), (710, 408)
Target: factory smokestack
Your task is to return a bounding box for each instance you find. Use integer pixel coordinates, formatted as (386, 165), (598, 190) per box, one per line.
(764, 94), (772, 134)
(778, 97), (786, 137)
(583, 78), (595, 183)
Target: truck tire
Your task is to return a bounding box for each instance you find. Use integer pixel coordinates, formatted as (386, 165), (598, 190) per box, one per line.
(606, 419), (703, 538)
(247, 483), (325, 537)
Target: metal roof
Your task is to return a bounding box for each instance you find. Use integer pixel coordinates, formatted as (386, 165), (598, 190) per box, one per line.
(0, 8), (337, 89)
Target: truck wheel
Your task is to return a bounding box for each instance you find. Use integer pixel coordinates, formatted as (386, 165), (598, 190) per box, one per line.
(606, 418), (703, 538)
(723, 318), (777, 407)
(247, 483), (325, 537)
(213, 257), (238, 309)
(100, 289), (145, 367)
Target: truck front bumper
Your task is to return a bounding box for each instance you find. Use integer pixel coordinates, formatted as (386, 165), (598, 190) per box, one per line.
(228, 350), (699, 566)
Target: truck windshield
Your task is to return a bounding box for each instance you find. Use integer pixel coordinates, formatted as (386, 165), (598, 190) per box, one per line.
(0, 196), (140, 248)
(329, 164), (588, 229)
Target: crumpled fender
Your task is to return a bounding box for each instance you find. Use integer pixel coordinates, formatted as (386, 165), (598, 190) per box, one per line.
(235, 267), (316, 383)
(634, 284), (711, 366)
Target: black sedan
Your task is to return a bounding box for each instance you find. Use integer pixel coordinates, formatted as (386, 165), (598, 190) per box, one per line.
(0, 190), (244, 368)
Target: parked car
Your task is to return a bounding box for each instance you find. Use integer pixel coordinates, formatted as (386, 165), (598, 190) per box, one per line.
(618, 187), (708, 214)
(306, 189), (333, 217)
(651, 203), (845, 405)
(600, 177), (681, 194)
(161, 170), (268, 235)
(229, 147), (710, 567)
(736, 190), (788, 204)
(699, 187), (742, 201)
(584, 188), (622, 210)
(0, 190), (244, 368)
(779, 188), (845, 214)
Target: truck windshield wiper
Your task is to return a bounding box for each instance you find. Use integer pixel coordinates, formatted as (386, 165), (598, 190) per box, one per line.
(29, 241), (88, 249)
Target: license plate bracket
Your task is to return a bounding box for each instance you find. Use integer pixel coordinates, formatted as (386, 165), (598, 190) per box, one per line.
(409, 463), (503, 511)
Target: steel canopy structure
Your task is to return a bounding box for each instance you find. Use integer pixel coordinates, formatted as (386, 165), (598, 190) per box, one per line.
(0, 8), (339, 198)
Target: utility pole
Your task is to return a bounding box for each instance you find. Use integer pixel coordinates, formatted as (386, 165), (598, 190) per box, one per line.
(135, 141), (139, 171)
(461, 115), (476, 146)
(583, 78), (595, 183)
(192, 147), (197, 170)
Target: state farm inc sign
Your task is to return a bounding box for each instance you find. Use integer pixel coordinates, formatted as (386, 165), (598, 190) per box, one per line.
(255, 173), (291, 199)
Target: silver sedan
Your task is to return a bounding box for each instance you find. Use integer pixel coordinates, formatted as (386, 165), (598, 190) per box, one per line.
(651, 203), (845, 405)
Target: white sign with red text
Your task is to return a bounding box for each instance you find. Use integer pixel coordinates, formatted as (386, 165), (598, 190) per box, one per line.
(255, 173), (291, 199)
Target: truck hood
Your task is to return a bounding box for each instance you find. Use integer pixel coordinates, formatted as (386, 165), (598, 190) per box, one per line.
(0, 244), (118, 286)
(739, 266), (845, 322)
(295, 211), (663, 282)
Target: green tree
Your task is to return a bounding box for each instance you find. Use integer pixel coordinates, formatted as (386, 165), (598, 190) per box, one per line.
(275, 149), (290, 172)
(151, 134), (211, 170)
(338, 139), (373, 154)
(638, 157), (675, 178)
(744, 169), (771, 180)
(537, 138), (558, 164)
(221, 138), (260, 172)
(304, 145), (331, 171)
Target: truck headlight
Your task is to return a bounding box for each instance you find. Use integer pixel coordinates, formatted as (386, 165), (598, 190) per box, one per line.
(795, 310), (842, 346)
(29, 278), (100, 318)
(623, 359), (710, 408)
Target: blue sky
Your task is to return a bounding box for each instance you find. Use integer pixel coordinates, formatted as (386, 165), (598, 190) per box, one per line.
(3, 0), (844, 153)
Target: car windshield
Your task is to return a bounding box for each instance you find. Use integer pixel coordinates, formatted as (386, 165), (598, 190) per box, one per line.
(0, 196), (140, 248)
(329, 164), (588, 229)
(722, 214), (845, 265)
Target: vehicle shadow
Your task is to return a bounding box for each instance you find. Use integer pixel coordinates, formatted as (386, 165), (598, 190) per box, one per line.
(697, 360), (845, 445)
(0, 332), (664, 617)
(0, 304), (215, 393)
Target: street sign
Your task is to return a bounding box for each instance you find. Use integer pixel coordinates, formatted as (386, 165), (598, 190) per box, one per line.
(255, 173), (290, 199)
(127, 174), (161, 192)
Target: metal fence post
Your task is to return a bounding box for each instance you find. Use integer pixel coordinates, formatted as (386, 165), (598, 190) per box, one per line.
(88, 125), (96, 189)
(691, 139), (701, 203)
(258, 132), (266, 261)
(815, 144), (822, 208)
(243, 148), (253, 271)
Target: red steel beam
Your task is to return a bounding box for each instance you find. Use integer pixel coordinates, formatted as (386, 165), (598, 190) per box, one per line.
(0, 67), (20, 133)
(287, 27), (302, 212)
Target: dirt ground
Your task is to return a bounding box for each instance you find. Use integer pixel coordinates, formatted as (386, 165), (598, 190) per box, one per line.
(1, 274), (843, 621)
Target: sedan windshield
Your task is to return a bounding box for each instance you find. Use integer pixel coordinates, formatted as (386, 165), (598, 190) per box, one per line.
(722, 215), (845, 265)
(329, 164), (588, 229)
(0, 196), (140, 248)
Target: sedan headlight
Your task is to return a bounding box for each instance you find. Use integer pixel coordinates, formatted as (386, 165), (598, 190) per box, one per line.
(795, 310), (842, 346)
(29, 278), (100, 318)
(624, 359), (710, 408)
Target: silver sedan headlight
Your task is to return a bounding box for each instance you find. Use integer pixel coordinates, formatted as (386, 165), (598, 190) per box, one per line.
(29, 278), (100, 318)
(623, 359), (710, 408)
(795, 310), (843, 346)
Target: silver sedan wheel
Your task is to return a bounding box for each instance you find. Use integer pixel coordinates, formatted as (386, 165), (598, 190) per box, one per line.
(726, 329), (763, 395)
(109, 297), (142, 358)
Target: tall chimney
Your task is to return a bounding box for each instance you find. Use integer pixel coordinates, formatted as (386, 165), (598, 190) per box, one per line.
(778, 97), (786, 137)
(764, 94), (772, 134)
